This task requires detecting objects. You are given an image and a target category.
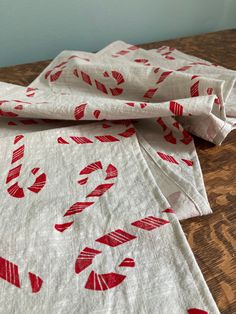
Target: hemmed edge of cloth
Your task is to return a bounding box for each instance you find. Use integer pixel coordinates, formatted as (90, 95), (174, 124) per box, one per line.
(213, 119), (234, 145)
(136, 131), (213, 219)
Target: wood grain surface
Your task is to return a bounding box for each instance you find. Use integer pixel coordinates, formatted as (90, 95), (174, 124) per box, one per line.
(0, 29), (236, 313)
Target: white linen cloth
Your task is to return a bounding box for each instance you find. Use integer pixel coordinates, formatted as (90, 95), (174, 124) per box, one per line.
(0, 41), (235, 314)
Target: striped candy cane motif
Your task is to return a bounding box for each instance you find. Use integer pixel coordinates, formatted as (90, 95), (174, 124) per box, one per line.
(157, 151), (193, 167)
(190, 80), (200, 97)
(187, 309), (208, 314)
(54, 161), (118, 232)
(74, 103), (102, 121)
(157, 152), (179, 165)
(143, 88), (158, 99)
(156, 118), (193, 146)
(44, 55), (90, 83)
(181, 159), (194, 166)
(0, 257), (43, 293)
(75, 248), (102, 275)
(111, 45), (139, 58)
(156, 71), (173, 84)
(57, 127), (136, 145)
(156, 47), (176, 60)
(96, 229), (136, 247)
(162, 208), (176, 214)
(207, 87), (221, 105)
(131, 216), (169, 231)
(6, 135), (47, 198)
(7, 118), (61, 127)
(73, 68), (125, 97)
(143, 69), (174, 99)
(180, 130), (193, 145)
(0, 100), (19, 118)
(134, 58), (151, 66)
(74, 213), (169, 291)
(169, 101), (183, 116)
(0, 99), (34, 117)
(26, 87), (38, 97)
(157, 117), (168, 131)
(0, 257), (20, 288)
(84, 271), (126, 291)
(119, 258), (135, 267)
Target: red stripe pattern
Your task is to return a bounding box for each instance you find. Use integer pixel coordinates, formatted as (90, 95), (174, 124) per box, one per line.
(157, 152), (179, 164)
(95, 135), (119, 142)
(190, 80), (200, 97)
(157, 117), (168, 131)
(105, 164), (118, 180)
(6, 164), (22, 184)
(85, 271), (126, 291)
(143, 88), (158, 99)
(156, 71), (173, 84)
(164, 131), (177, 144)
(162, 208), (176, 214)
(74, 104), (86, 120)
(75, 247), (102, 274)
(181, 159), (194, 166)
(70, 136), (93, 144)
(86, 183), (114, 197)
(118, 127), (136, 138)
(169, 101), (183, 116)
(80, 161), (103, 175)
(54, 221), (74, 232)
(11, 145), (24, 164)
(187, 309), (208, 314)
(0, 257), (21, 288)
(28, 272), (43, 293)
(96, 229), (136, 247)
(119, 258), (135, 268)
(131, 216), (169, 231)
(57, 127), (135, 144)
(64, 202), (94, 217)
(73, 69), (125, 97)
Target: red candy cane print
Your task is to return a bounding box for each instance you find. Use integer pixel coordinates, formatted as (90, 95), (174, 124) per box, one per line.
(143, 88), (158, 99)
(7, 118), (62, 127)
(156, 117), (193, 146)
(190, 80), (200, 97)
(119, 258), (135, 267)
(0, 99), (33, 117)
(54, 161), (118, 232)
(156, 47), (176, 60)
(157, 152), (178, 164)
(134, 58), (151, 66)
(26, 87), (38, 97)
(57, 127), (136, 144)
(84, 271), (126, 291)
(143, 70), (174, 99)
(73, 68), (125, 97)
(156, 71), (173, 84)
(6, 135), (46, 198)
(0, 257), (43, 293)
(111, 45), (139, 58)
(75, 248), (102, 275)
(74, 213), (170, 291)
(187, 309), (208, 314)
(0, 100), (19, 118)
(157, 151), (193, 167)
(131, 216), (169, 231)
(44, 55), (90, 83)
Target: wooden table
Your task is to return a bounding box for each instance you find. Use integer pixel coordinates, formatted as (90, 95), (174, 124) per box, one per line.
(0, 29), (236, 313)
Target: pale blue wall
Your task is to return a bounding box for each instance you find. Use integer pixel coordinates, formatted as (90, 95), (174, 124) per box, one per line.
(0, 0), (236, 67)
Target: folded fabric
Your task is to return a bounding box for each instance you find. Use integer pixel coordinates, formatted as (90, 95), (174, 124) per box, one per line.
(0, 41), (235, 313)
